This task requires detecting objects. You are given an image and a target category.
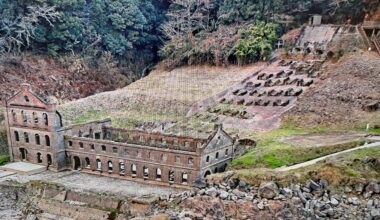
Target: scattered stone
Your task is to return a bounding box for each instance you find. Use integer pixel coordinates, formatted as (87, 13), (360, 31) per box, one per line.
(205, 187), (218, 197)
(344, 186), (353, 193)
(308, 180), (321, 191)
(219, 191), (229, 200)
(355, 183), (364, 194)
(258, 182), (279, 199)
(365, 181), (380, 194)
(330, 198), (339, 207)
(232, 189), (246, 199)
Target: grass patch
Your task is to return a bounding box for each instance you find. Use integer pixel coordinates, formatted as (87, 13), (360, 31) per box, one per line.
(368, 128), (380, 133)
(0, 154), (10, 165)
(231, 125), (366, 169)
(72, 110), (109, 124)
(226, 147), (380, 187)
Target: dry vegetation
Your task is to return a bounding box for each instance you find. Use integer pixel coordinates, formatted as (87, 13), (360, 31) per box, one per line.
(283, 52), (380, 129)
(59, 63), (265, 135)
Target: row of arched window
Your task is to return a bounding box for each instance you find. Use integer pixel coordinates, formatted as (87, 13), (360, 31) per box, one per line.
(14, 131), (50, 146)
(88, 159), (189, 184)
(205, 148), (230, 163)
(11, 110), (48, 126)
(110, 131), (203, 148)
(68, 140), (195, 165)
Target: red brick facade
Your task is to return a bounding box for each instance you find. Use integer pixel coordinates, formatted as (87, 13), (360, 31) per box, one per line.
(5, 85), (235, 187)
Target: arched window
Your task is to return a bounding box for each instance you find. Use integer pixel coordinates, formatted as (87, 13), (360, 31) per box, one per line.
(21, 111), (27, 123)
(156, 168), (162, 180)
(85, 158), (90, 167)
(225, 148), (229, 156)
(215, 152), (219, 159)
(182, 173), (188, 184)
(35, 134), (40, 145)
(206, 155), (210, 163)
(108, 161), (113, 172)
(37, 153), (42, 163)
(143, 166), (149, 178)
(168, 170), (175, 183)
(32, 112), (38, 124)
(11, 110), (17, 122)
(119, 162), (125, 175)
(14, 131), (20, 142)
(24, 132), (29, 143)
(42, 113), (48, 126)
(131, 164), (137, 176)
(96, 159), (102, 170)
(188, 157), (194, 165)
(45, 135), (50, 146)
(47, 154), (52, 165)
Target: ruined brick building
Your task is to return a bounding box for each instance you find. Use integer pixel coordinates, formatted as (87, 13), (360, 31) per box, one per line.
(3, 84), (235, 187)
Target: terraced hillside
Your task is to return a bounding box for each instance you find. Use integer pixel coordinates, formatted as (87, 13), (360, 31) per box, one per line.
(59, 64), (265, 137)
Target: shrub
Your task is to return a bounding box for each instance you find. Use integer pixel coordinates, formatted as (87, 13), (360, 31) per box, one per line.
(233, 22), (278, 64)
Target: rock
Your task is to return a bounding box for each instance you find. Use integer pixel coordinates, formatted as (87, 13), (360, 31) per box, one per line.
(232, 189), (246, 199)
(371, 209), (380, 218)
(26, 214), (37, 220)
(319, 179), (329, 188)
(330, 198), (339, 207)
(258, 182), (279, 199)
(367, 200), (374, 208)
(244, 195), (254, 201)
(363, 191), (373, 199)
(205, 187), (218, 197)
(315, 210), (327, 217)
(193, 178), (207, 189)
(365, 181), (380, 194)
(198, 189), (206, 195)
(257, 202), (265, 210)
(238, 180), (247, 190)
(344, 186), (353, 193)
(280, 188), (293, 199)
(219, 190), (229, 200)
(308, 180), (321, 191)
(348, 197), (360, 206)
(355, 183), (364, 193)
(227, 179), (239, 189)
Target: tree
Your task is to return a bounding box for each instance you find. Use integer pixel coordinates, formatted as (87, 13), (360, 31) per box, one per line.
(0, 3), (59, 53)
(234, 22), (278, 64)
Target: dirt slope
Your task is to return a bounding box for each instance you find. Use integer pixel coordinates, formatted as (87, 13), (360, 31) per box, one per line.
(283, 52), (380, 129)
(0, 55), (128, 104)
(59, 64), (265, 135)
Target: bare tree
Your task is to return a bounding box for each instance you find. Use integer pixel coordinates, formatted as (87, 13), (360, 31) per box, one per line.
(161, 0), (217, 41)
(0, 4), (60, 54)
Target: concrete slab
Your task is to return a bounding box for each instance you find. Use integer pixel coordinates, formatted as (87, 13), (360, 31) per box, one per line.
(0, 170), (16, 178)
(0, 162), (46, 175)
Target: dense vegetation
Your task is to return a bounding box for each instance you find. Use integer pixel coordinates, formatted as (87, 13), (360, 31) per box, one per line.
(0, 0), (378, 72)
(0, 0), (169, 75)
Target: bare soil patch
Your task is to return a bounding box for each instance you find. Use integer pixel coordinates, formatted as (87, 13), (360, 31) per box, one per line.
(279, 131), (368, 148)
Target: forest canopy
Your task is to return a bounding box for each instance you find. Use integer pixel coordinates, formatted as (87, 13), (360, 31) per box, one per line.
(0, 0), (378, 71)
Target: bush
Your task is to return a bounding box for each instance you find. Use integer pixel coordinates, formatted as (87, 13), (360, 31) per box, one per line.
(233, 22), (278, 64)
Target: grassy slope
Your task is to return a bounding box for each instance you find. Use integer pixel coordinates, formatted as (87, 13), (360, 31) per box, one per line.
(230, 125), (367, 169)
(231, 147), (380, 187)
(60, 64), (265, 136)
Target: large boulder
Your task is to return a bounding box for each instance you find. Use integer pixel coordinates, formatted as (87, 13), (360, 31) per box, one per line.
(258, 182), (280, 199)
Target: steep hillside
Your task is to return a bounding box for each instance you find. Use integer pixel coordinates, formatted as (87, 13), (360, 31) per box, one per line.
(0, 55), (129, 103)
(59, 64), (265, 136)
(283, 52), (380, 129)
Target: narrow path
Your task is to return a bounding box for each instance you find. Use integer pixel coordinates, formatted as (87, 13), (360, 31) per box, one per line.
(276, 140), (380, 172)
